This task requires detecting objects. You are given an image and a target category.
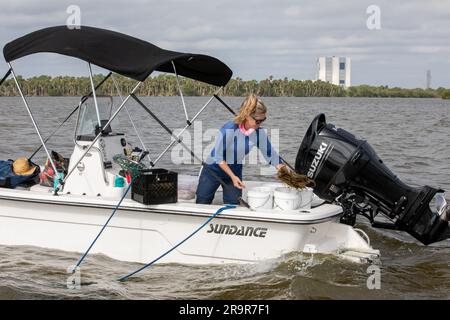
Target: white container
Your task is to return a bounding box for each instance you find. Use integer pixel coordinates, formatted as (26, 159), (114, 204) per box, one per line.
(273, 187), (301, 210)
(247, 187), (273, 209)
(110, 186), (126, 199)
(263, 182), (285, 193)
(298, 187), (314, 209)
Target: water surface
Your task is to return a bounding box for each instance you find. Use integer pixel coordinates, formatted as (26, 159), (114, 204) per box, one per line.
(0, 97), (449, 299)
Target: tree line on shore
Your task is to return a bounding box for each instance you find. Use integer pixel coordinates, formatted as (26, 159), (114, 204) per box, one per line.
(1, 74), (449, 98)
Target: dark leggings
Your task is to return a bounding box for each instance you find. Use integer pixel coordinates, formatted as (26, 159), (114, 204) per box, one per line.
(195, 168), (242, 205)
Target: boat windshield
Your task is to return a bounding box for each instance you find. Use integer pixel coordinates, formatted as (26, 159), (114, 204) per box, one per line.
(76, 96), (113, 139)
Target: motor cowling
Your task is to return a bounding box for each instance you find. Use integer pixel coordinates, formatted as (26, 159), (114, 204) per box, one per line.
(295, 114), (450, 245)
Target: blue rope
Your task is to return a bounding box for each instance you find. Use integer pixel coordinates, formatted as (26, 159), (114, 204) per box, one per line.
(72, 181), (133, 272)
(118, 204), (236, 282)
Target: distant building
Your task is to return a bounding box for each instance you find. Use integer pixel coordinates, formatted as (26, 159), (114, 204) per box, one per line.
(317, 57), (351, 87)
(426, 70), (431, 89)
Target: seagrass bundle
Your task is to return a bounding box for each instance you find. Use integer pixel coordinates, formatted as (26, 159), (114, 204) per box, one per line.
(277, 166), (315, 190)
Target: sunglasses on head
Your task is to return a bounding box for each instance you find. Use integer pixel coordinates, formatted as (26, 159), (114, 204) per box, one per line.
(250, 114), (266, 124)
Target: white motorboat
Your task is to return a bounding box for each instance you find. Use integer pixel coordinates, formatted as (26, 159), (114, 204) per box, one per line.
(0, 105), (379, 265)
(0, 181), (379, 265)
(15, 25), (447, 276)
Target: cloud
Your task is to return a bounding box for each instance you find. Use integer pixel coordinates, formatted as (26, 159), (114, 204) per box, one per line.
(409, 46), (445, 54)
(0, 0), (449, 87)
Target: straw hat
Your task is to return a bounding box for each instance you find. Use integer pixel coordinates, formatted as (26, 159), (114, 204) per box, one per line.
(12, 157), (37, 176)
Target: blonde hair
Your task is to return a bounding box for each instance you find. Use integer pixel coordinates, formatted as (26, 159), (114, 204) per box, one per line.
(234, 94), (267, 124)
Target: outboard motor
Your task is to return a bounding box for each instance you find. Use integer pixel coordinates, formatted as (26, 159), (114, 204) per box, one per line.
(295, 114), (450, 245)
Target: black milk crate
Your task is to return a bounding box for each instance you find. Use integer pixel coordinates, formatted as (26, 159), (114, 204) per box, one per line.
(131, 168), (178, 205)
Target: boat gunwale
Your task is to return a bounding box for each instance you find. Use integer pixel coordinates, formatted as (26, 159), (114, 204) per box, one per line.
(0, 190), (342, 225)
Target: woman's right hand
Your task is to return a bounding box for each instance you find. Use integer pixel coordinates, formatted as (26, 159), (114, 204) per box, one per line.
(231, 175), (245, 189)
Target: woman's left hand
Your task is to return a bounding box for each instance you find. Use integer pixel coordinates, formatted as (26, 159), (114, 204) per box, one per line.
(231, 175), (246, 189)
(276, 164), (287, 171)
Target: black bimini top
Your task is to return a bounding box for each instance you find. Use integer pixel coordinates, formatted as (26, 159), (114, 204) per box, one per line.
(3, 26), (232, 86)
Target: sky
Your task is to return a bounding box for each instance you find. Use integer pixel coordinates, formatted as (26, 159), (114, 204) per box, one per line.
(0, 0), (449, 88)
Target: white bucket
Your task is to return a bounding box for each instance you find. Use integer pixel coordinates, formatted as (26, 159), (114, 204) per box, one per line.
(263, 182), (285, 193)
(298, 187), (314, 209)
(247, 187), (273, 209)
(273, 187), (301, 210)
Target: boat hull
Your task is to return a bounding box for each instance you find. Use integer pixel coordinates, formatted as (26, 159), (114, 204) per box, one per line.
(0, 190), (379, 265)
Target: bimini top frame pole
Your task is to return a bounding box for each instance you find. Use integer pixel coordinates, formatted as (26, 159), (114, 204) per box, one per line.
(171, 61), (189, 123)
(110, 73), (152, 163)
(150, 87), (222, 166)
(8, 62), (62, 193)
(29, 72), (112, 160)
(87, 62), (102, 128)
(129, 90), (250, 209)
(0, 68), (11, 87)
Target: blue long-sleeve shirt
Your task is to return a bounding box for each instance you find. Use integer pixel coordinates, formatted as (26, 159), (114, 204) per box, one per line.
(205, 121), (282, 179)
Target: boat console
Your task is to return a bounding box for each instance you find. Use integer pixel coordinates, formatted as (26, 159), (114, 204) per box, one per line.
(63, 96), (131, 198)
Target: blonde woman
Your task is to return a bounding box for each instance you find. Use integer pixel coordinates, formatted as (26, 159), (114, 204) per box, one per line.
(196, 94), (285, 205)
